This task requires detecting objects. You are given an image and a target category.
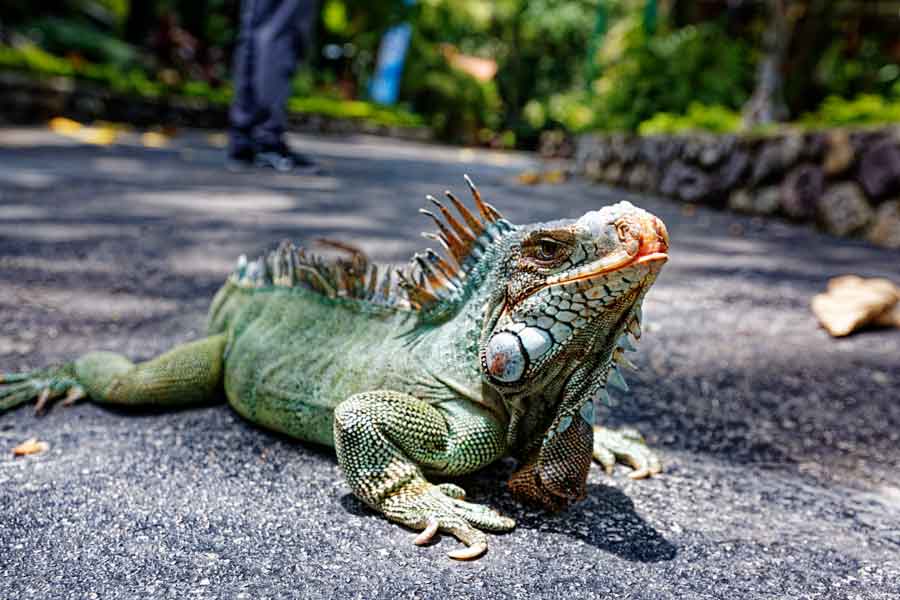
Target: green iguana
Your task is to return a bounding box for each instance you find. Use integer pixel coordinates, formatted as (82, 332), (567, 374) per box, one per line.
(0, 177), (669, 560)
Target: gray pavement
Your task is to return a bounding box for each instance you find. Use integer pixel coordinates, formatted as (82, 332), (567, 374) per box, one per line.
(1, 127), (899, 599)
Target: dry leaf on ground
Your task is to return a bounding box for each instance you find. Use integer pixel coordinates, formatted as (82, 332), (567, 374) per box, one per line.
(516, 169), (568, 185)
(12, 437), (49, 456)
(811, 275), (900, 337)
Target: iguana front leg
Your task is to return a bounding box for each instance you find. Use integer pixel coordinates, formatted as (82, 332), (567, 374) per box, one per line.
(592, 425), (662, 479)
(0, 335), (226, 413)
(333, 391), (513, 560)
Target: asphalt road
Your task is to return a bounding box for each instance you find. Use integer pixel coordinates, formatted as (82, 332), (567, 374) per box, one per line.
(1, 127), (899, 599)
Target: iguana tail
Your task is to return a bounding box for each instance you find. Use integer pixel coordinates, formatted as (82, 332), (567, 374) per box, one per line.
(1, 335), (227, 414)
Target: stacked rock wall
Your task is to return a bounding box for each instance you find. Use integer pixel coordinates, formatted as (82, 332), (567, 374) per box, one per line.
(575, 129), (900, 249)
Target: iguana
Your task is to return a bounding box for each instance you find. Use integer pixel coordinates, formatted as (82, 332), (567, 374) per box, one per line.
(0, 177), (669, 560)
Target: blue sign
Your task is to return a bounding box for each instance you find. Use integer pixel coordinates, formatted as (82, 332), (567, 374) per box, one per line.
(369, 23), (412, 105)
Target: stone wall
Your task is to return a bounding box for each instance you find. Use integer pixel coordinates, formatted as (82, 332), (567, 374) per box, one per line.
(575, 129), (900, 249)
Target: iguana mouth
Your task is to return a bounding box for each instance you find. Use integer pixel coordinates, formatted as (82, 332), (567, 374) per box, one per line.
(545, 251), (667, 288)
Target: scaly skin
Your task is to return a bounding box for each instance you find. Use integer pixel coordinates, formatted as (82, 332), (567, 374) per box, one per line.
(1, 182), (668, 560)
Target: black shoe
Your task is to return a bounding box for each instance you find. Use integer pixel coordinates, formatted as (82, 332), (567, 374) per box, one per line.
(226, 146), (256, 172)
(255, 144), (320, 174)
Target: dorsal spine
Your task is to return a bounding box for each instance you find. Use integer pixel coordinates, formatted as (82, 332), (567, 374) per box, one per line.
(228, 176), (514, 319)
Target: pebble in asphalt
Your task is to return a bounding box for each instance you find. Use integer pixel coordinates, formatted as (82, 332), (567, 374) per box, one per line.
(1, 129), (899, 599)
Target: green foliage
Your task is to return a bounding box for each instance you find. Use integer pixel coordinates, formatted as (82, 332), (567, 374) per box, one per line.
(400, 7), (504, 145)
(24, 17), (138, 66)
(0, 42), (76, 77)
(404, 56), (502, 144)
(800, 94), (900, 128)
(0, 42), (166, 96)
(205, 0), (238, 50)
(524, 91), (595, 134)
(323, 0), (351, 35)
(815, 38), (900, 101)
(387, 0), (602, 144)
(637, 103), (741, 135)
(635, 94), (900, 135)
(0, 43), (423, 130)
(591, 21), (753, 132)
(288, 97), (423, 128)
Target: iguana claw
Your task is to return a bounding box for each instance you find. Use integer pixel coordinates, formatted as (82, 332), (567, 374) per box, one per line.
(413, 518), (440, 545)
(592, 426), (662, 479)
(447, 542), (487, 560)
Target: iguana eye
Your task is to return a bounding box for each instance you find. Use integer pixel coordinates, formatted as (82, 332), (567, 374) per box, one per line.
(535, 239), (564, 261)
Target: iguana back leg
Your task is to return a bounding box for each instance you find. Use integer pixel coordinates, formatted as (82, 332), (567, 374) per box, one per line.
(333, 391), (514, 560)
(0, 335), (227, 413)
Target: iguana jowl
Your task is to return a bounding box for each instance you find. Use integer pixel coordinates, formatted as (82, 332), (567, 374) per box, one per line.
(0, 177), (669, 560)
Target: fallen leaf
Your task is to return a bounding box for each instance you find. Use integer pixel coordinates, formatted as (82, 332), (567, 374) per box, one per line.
(12, 437), (49, 456)
(516, 171), (541, 185)
(142, 131), (170, 148)
(541, 169), (567, 184)
(48, 116), (82, 135)
(812, 275), (900, 337)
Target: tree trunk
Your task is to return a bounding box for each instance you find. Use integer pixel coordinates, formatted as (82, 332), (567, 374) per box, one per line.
(742, 0), (792, 127)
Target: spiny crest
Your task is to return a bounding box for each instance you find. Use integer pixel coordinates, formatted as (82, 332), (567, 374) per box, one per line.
(592, 306), (643, 408)
(230, 239), (408, 309)
(229, 176), (513, 318)
(400, 175), (514, 315)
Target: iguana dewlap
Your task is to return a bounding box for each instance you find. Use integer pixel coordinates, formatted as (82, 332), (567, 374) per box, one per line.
(1, 177), (669, 560)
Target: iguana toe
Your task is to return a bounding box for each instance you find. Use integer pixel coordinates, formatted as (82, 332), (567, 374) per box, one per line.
(593, 425), (663, 479)
(413, 518), (440, 545)
(382, 483), (513, 560)
(435, 483), (467, 499)
(593, 444), (617, 475)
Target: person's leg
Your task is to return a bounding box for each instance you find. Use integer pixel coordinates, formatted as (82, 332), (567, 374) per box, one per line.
(253, 0), (306, 149)
(251, 0), (320, 170)
(228, 0), (274, 163)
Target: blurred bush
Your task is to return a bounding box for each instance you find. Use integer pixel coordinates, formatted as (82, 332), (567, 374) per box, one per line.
(401, 41), (502, 144)
(23, 16), (138, 66)
(800, 94), (900, 128)
(591, 20), (753, 132)
(637, 103), (742, 135)
(814, 37), (900, 102)
(0, 42), (422, 129)
(396, 0), (600, 146)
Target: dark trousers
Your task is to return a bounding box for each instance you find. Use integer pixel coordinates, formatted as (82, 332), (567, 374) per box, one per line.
(229, 0), (317, 153)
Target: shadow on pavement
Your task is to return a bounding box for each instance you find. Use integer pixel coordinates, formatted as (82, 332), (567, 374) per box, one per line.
(515, 483), (678, 563)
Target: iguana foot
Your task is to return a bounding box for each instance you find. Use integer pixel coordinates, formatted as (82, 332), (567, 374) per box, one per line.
(382, 482), (515, 560)
(0, 365), (85, 415)
(592, 426), (662, 479)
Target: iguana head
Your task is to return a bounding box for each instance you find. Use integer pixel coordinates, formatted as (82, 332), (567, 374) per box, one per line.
(478, 200), (668, 509)
(480, 201), (668, 393)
